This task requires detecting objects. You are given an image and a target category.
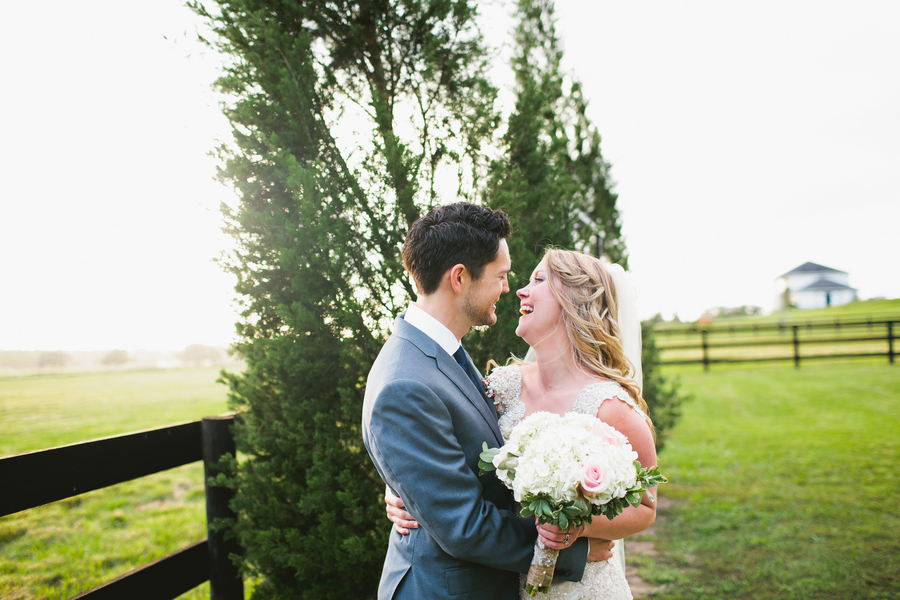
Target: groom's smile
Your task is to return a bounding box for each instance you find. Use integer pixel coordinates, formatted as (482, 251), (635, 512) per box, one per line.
(462, 239), (511, 328)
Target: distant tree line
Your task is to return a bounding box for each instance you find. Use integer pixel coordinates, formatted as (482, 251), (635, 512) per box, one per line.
(0, 345), (233, 369)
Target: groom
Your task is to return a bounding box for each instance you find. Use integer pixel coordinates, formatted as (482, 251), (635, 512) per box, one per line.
(362, 203), (590, 600)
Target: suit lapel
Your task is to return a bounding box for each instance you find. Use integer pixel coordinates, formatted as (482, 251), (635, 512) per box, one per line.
(394, 317), (504, 445)
(458, 348), (495, 410)
(436, 354), (505, 445)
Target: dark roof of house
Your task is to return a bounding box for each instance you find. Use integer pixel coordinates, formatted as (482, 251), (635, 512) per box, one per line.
(780, 262), (847, 278)
(797, 278), (857, 292)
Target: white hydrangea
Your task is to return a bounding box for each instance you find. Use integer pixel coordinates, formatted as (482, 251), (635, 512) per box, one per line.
(492, 411), (639, 507)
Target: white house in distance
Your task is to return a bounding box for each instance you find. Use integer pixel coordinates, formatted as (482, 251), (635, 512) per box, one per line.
(776, 262), (858, 309)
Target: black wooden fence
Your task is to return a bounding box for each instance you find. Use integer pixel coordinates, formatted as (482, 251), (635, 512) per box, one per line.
(654, 318), (897, 371)
(0, 415), (243, 600)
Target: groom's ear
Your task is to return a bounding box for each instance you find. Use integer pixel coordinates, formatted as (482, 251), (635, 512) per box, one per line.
(448, 263), (468, 294)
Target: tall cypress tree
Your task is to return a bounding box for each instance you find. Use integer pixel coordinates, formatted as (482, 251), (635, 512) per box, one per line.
(190, 1), (497, 597)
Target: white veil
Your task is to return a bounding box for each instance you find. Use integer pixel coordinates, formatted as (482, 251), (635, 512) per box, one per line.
(603, 263), (642, 570)
(605, 263), (643, 388)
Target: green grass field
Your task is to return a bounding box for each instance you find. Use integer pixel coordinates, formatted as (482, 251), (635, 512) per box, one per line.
(633, 361), (900, 599)
(0, 368), (231, 600)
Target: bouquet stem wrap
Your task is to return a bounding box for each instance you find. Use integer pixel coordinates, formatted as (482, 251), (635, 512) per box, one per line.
(525, 540), (557, 595)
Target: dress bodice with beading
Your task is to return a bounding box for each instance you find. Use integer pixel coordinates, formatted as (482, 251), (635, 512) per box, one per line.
(485, 364), (641, 600)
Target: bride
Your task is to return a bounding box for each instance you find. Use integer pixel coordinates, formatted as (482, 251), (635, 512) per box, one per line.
(388, 249), (659, 600)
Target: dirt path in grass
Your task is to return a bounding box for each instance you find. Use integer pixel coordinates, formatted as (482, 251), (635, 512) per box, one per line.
(625, 496), (675, 598)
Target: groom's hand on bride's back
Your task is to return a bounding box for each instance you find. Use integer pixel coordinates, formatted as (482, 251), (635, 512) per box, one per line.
(385, 489), (418, 535)
(587, 539), (615, 562)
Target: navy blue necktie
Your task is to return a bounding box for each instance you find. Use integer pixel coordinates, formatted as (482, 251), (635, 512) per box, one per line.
(454, 345), (493, 412)
(453, 345), (470, 378)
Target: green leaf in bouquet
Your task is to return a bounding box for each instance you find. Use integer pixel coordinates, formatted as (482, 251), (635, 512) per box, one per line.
(537, 498), (552, 520)
(500, 455), (518, 469)
(635, 464), (668, 488)
(558, 512), (569, 529)
(646, 467), (668, 487)
(601, 498), (626, 520)
(573, 496), (592, 516)
(478, 442), (500, 475)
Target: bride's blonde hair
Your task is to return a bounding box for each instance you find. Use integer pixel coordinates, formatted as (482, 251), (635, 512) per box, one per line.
(543, 249), (652, 428)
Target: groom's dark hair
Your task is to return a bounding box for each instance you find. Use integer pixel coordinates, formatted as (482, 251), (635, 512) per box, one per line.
(403, 202), (511, 295)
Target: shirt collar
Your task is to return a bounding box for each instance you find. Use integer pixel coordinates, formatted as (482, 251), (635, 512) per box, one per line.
(403, 302), (461, 358)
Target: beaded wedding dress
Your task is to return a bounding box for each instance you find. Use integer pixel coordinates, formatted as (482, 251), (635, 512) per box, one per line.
(487, 364), (647, 600)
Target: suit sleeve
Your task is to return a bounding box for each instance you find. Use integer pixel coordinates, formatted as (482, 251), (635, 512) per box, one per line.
(365, 376), (587, 579)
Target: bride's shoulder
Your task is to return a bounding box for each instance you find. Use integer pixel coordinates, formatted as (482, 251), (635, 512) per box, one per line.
(577, 379), (647, 420)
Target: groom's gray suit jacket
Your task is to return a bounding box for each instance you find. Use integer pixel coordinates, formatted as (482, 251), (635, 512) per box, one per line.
(363, 315), (587, 600)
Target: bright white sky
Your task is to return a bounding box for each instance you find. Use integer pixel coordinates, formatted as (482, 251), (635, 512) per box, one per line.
(1, 1), (897, 352)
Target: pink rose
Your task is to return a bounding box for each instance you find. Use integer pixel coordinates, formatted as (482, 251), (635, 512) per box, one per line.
(592, 421), (626, 446)
(580, 463), (612, 497)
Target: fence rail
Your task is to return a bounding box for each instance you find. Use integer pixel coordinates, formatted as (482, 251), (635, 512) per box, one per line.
(654, 318), (897, 371)
(0, 415), (243, 600)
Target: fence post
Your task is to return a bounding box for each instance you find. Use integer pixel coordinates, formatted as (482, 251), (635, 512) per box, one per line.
(889, 322), (895, 365)
(702, 330), (709, 372)
(202, 417), (244, 600)
(792, 325), (800, 369)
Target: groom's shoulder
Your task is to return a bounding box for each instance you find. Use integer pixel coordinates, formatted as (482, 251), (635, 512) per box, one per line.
(365, 331), (442, 414)
(382, 316), (436, 356)
(371, 326), (434, 377)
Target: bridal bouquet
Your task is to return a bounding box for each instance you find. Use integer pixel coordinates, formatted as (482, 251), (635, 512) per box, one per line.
(479, 411), (666, 596)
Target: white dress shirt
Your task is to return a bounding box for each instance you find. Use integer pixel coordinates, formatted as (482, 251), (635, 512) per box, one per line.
(403, 302), (461, 359)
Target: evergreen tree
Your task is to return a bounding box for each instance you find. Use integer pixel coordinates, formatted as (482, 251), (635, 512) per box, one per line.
(467, 0), (626, 369)
(565, 81), (628, 266)
(189, 1), (497, 597)
(640, 321), (686, 451)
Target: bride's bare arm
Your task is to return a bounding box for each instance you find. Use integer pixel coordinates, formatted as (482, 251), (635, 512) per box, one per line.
(538, 398), (658, 549)
(585, 398), (658, 541)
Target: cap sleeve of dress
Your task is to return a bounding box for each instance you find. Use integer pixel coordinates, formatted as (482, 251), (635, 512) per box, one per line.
(574, 380), (648, 422)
